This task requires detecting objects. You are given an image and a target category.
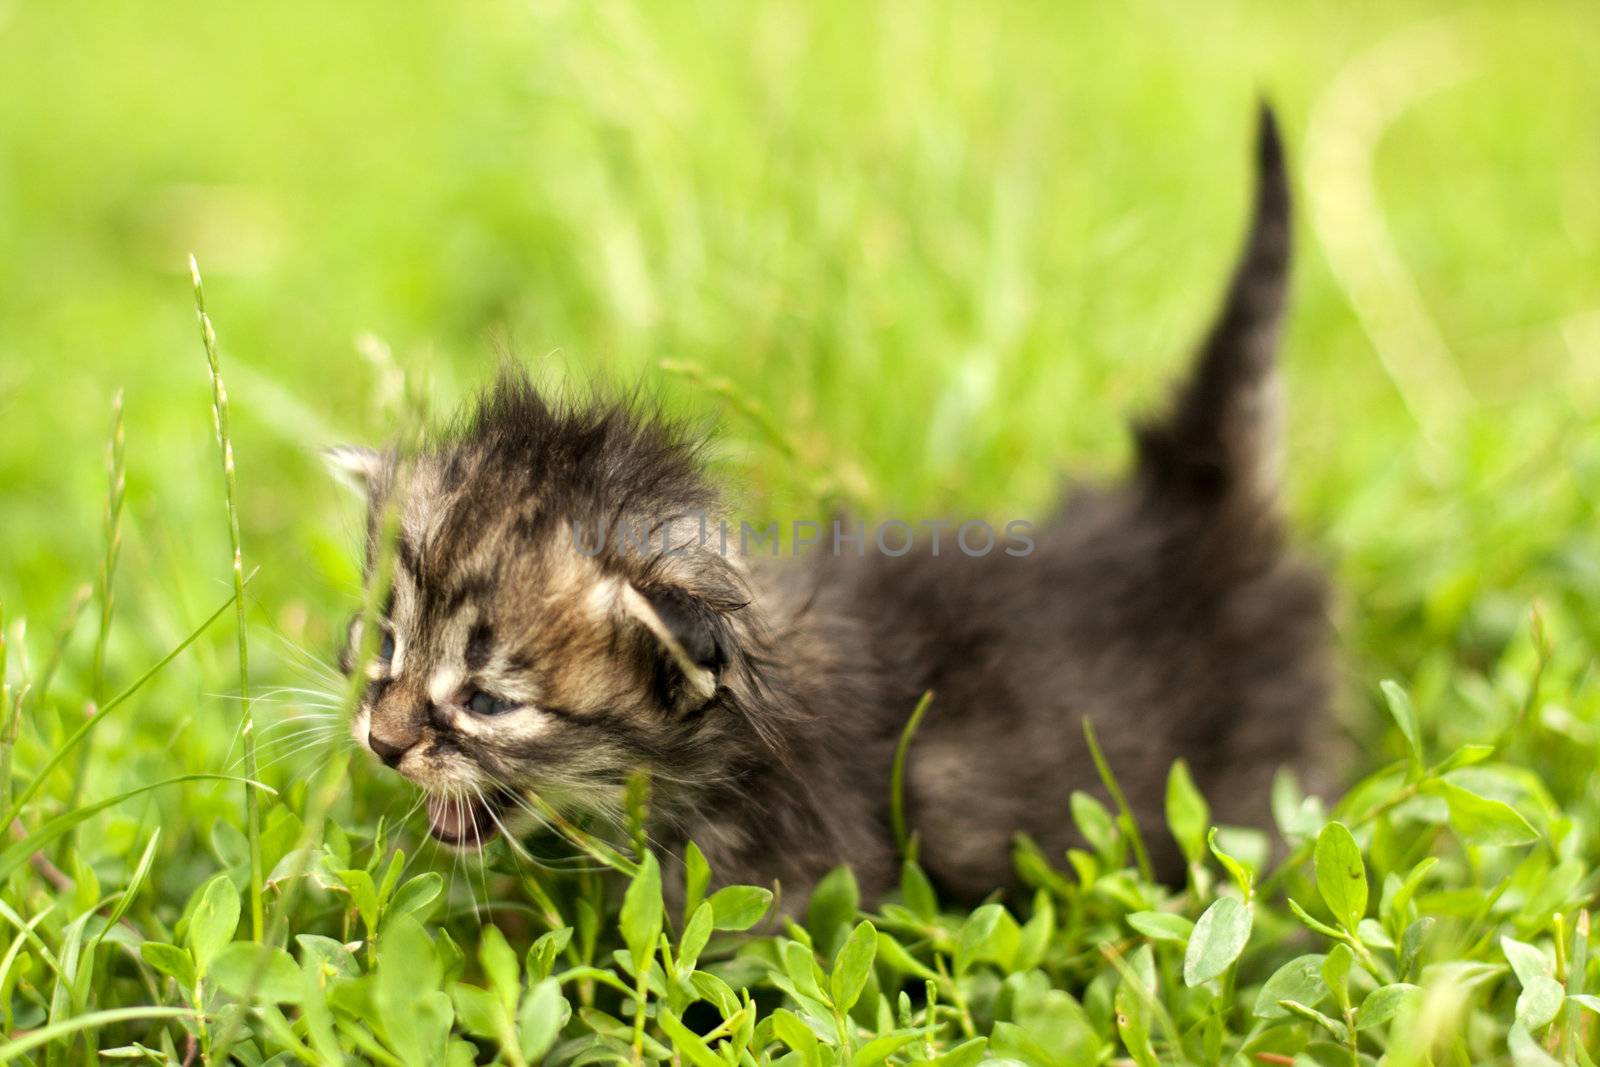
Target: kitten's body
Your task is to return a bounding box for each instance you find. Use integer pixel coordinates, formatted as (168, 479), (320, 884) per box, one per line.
(333, 109), (1332, 905)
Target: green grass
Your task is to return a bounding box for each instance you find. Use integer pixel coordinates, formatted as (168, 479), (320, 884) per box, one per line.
(3, 0), (1600, 1062)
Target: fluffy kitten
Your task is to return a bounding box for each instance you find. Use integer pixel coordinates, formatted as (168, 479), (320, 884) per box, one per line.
(329, 107), (1331, 904)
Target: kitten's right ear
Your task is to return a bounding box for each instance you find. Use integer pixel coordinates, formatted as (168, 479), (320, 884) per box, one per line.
(620, 582), (725, 712)
(323, 445), (385, 498)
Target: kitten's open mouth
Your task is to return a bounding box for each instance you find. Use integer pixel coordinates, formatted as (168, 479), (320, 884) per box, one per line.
(425, 791), (509, 846)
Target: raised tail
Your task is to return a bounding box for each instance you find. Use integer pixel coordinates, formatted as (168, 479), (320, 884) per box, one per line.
(1135, 104), (1292, 510)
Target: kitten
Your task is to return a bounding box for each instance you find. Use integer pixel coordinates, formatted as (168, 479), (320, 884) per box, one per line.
(329, 106), (1332, 904)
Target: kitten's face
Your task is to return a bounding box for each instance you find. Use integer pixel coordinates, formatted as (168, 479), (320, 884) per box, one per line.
(328, 404), (734, 847)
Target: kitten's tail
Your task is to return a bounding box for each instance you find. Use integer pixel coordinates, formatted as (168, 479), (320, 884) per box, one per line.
(1135, 103), (1291, 512)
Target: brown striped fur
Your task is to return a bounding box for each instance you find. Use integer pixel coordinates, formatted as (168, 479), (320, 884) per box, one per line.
(330, 107), (1334, 904)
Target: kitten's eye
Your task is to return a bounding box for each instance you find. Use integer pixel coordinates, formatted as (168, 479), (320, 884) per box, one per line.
(378, 632), (396, 662)
(467, 690), (515, 716)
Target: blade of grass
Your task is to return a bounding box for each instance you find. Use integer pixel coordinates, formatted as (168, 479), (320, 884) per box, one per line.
(0, 586), (243, 831)
(65, 392), (126, 823)
(91, 389), (125, 704)
(0, 1006), (195, 1063)
(190, 255), (265, 943)
(890, 691), (934, 857)
(1082, 717), (1155, 883)
(67, 829), (163, 1050)
(0, 774), (270, 884)
(658, 357), (872, 510)
(519, 788), (640, 876)
(0, 599), (9, 814)
(211, 442), (418, 1063)
(0, 905), (54, 1029)
(18, 585), (92, 718)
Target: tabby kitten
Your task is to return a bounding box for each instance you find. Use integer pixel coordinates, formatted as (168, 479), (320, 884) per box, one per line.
(329, 107), (1331, 904)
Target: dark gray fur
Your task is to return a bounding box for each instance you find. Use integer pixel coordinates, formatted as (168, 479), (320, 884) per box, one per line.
(336, 107), (1333, 905)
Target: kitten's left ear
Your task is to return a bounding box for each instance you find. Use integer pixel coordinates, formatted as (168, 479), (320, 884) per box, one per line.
(323, 445), (385, 498)
(621, 583), (726, 711)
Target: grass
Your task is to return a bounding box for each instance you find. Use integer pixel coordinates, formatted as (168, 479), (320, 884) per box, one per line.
(2, 0), (1600, 1063)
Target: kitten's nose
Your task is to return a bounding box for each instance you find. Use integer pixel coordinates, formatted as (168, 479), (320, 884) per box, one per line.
(367, 730), (412, 768)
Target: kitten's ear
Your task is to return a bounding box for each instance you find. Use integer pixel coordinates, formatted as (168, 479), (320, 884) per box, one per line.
(323, 445), (385, 498)
(621, 583), (726, 711)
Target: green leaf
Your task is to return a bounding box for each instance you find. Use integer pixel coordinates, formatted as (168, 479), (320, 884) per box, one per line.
(1356, 983), (1419, 1029)
(682, 842), (711, 923)
(1379, 680), (1423, 769)
(828, 920), (877, 1012)
(770, 1007), (818, 1056)
(1165, 760), (1210, 865)
(1207, 827), (1255, 896)
(1517, 975), (1565, 1031)
(517, 977), (565, 1063)
(677, 901), (714, 973)
(296, 934), (358, 978)
(1357, 918), (1393, 949)
(1502, 936), (1554, 987)
(1183, 896), (1252, 987)
(707, 884), (772, 931)
(1288, 897), (1345, 939)
(376, 915), (449, 1067)
(525, 927), (571, 982)
(1127, 911), (1194, 944)
(449, 983), (502, 1039)
(1280, 999), (1348, 1041)
(1114, 952), (1159, 1067)
(688, 970), (740, 1017)
(994, 976), (1098, 1066)
(1421, 779), (1540, 846)
(619, 851), (663, 973)
(806, 866), (859, 957)
(781, 938), (826, 1003)
(1014, 891), (1055, 971)
(1435, 743), (1494, 774)
(854, 1030), (923, 1067)
(1321, 943), (1352, 1010)
(376, 848), (406, 911)
(1399, 917), (1433, 979)
(336, 868), (380, 935)
(187, 874), (240, 978)
(927, 1037), (989, 1067)
(954, 903), (1007, 974)
(1314, 821), (1367, 931)
(1508, 1021), (1562, 1067)
(991, 1020), (1072, 1067)
(658, 1006), (723, 1067)
(1253, 954), (1328, 1019)
(387, 872), (444, 923)
(139, 942), (195, 991)
(1569, 994), (1600, 1016)
(1381, 857), (1437, 931)
(875, 930), (937, 980)
(207, 942), (302, 1004)
(900, 859), (938, 920)
(1070, 791), (1118, 858)
(479, 925), (520, 1010)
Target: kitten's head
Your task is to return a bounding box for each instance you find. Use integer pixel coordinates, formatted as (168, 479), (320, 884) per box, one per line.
(328, 375), (755, 846)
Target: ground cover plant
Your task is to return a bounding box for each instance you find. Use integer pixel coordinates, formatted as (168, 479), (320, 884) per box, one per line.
(3, 1), (1599, 1063)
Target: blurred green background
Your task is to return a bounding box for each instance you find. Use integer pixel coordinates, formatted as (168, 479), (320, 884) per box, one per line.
(1, 0), (1598, 844)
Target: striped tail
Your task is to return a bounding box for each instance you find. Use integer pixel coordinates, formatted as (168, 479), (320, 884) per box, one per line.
(1136, 104), (1292, 512)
